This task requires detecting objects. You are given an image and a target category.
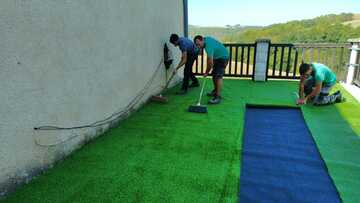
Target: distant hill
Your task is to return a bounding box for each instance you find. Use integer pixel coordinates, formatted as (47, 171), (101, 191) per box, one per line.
(342, 14), (360, 28)
(188, 25), (262, 40)
(189, 13), (360, 43)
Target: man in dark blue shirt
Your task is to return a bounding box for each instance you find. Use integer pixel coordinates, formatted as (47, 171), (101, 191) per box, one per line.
(170, 34), (199, 94)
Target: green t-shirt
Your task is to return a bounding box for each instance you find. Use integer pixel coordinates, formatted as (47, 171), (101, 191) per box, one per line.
(204, 37), (229, 60)
(311, 63), (336, 85)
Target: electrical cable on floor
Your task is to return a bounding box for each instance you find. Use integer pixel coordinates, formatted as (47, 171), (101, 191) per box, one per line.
(33, 58), (165, 146)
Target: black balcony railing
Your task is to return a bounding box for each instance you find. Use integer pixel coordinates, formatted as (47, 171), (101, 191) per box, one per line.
(267, 44), (298, 79)
(193, 42), (351, 81)
(193, 43), (256, 78)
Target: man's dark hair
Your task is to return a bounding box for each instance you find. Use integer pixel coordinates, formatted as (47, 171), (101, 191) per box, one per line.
(193, 35), (203, 43)
(299, 63), (311, 75)
(170, 34), (179, 44)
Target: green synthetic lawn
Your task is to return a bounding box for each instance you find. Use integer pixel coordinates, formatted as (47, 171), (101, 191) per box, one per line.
(3, 79), (360, 203)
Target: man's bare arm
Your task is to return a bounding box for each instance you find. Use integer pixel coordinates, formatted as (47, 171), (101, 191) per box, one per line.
(205, 57), (214, 76)
(305, 82), (322, 102)
(299, 75), (306, 98)
(176, 52), (187, 70)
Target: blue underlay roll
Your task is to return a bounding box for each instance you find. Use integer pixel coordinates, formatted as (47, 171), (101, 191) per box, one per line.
(239, 107), (340, 203)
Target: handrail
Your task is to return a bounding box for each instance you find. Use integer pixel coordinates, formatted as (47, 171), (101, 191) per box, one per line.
(193, 42), (351, 80)
(223, 43), (255, 46)
(294, 43), (350, 48)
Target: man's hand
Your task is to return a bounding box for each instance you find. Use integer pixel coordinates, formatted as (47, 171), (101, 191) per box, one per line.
(296, 98), (307, 105)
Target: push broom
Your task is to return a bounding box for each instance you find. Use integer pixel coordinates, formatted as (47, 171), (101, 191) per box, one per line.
(188, 78), (208, 113)
(150, 69), (177, 103)
(150, 43), (175, 103)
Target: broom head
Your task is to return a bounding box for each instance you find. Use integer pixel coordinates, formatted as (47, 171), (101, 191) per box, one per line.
(188, 104), (208, 113)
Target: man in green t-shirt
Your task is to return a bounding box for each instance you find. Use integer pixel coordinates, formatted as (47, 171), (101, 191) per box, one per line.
(193, 35), (229, 104)
(297, 63), (344, 105)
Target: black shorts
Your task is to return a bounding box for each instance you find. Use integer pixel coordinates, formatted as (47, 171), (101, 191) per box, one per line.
(212, 58), (228, 79)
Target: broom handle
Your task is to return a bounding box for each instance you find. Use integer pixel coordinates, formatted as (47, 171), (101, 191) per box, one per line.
(165, 68), (168, 87)
(164, 69), (177, 90)
(197, 78), (206, 105)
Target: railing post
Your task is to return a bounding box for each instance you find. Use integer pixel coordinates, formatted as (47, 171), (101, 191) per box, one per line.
(346, 39), (359, 85)
(254, 39), (271, 81)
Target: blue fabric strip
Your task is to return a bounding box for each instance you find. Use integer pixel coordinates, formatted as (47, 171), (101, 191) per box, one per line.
(239, 107), (340, 203)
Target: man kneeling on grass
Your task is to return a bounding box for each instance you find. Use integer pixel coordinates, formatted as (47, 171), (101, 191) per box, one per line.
(297, 62), (344, 106)
(193, 35), (229, 104)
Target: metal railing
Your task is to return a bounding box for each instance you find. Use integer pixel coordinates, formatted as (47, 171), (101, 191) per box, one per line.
(193, 43), (256, 78)
(193, 42), (351, 81)
(353, 50), (360, 86)
(267, 44), (298, 79)
(354, 65), (360, 87)
(294, 43), (351, 81)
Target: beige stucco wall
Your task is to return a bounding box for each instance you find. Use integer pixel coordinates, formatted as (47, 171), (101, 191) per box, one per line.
(0, 0), (183, 196)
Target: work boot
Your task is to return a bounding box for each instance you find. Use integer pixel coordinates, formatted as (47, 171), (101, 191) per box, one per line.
(189, 82), (199, 88)
(208, 96), (221, 104)
(206, 90), (216, 97)
(176, 89), (187, 95)
(335, 92), (346, 103)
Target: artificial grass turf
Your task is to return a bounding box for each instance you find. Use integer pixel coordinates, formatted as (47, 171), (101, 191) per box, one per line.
(3, 79), (360, 202)
(301, 85), (360, 203)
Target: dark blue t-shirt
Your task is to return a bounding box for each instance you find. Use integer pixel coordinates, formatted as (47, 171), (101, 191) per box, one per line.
(178, 37), (198, 55)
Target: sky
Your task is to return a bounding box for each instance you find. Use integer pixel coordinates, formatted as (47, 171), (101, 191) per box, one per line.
(188, 0), (360, 27)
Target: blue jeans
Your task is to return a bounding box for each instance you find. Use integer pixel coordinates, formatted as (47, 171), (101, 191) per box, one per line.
(181, 53), (198, 90)
(304, 78), (337, 105)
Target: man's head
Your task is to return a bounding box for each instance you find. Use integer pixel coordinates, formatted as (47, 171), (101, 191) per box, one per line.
(193, 35), (205, 49)
(299, 63), (313, 78)
(170, 34), (180, 46)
